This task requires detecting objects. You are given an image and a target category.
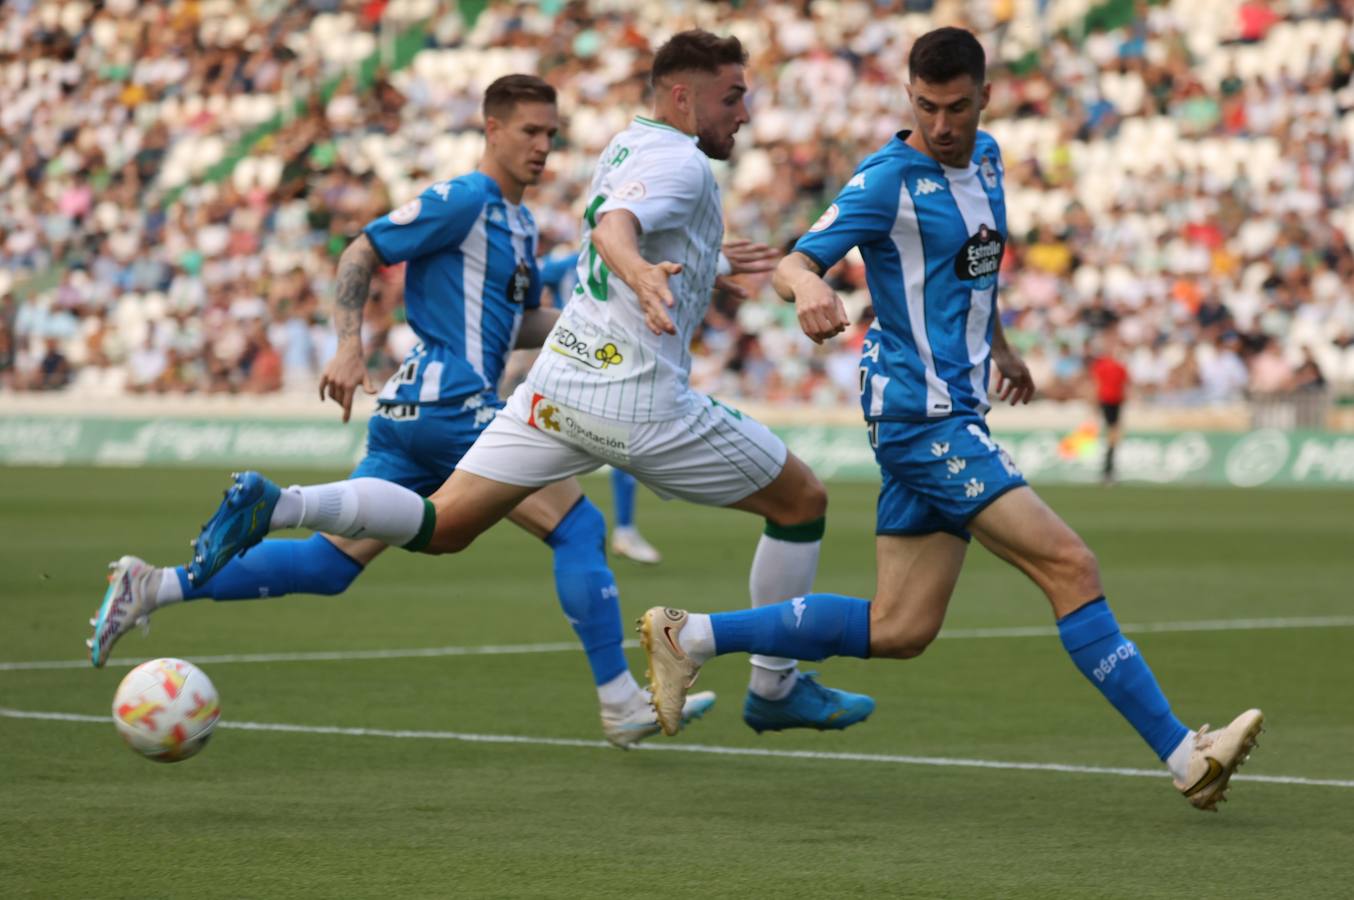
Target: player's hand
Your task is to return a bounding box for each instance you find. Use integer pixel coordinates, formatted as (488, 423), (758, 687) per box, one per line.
(714, 274), (750, 300)
(992, 345), (1035, 405)
(635, 261), (682, 335)
(793, 279), (850, 344)
(721, 239), (779, 275)
(318, 341), (376, 423)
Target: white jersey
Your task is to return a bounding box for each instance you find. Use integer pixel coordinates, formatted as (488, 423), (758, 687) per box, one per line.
(527, 116), (724, 422)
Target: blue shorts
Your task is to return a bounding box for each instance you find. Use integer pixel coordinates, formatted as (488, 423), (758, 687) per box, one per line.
(349, 391), (502, 496)
(870, 415), (1027, 541)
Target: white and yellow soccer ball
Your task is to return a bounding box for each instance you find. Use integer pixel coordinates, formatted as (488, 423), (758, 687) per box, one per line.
(112, 658), (221, 762)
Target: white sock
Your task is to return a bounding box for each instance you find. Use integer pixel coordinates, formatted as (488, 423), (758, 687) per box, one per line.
(597, 670), (643, 709)
(747, 532), (821, 699)
(155, 569), (184, 607)
(677, 613), (715, 663)
(1166, 730), (1197, 782)
(271, 478), (426, 545)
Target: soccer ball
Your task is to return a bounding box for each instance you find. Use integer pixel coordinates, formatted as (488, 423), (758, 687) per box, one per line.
(112, 658), (221, 762)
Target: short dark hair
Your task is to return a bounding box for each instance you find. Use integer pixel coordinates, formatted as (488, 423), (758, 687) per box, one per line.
(483, 74), (556, 121)
(908, 27), (986, 85)
(651, 29), (747, 84)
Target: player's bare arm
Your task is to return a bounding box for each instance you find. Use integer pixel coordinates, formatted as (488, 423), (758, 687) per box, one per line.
(990, 312), (1034, 405)
(513, 307), (561, 349)
(320, 233), (380, 422)
(714, 239), (779, 299)
(773, 251), (849, 344)
(591, 208), (682, 335)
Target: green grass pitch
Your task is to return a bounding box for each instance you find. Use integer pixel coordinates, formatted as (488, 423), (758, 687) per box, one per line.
(1, 466), (1352, 898)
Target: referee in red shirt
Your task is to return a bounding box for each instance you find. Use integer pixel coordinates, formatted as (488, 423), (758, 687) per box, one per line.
(1089, 335), (1130, 483)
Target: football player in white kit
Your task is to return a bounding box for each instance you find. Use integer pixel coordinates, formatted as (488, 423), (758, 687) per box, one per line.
(184, 30), (875, 733)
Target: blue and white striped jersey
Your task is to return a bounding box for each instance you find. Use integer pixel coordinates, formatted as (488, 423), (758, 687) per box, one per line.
(363, 171), (541, 407)
(794, 130), (1007, 422)
(537, 250), (580, 309)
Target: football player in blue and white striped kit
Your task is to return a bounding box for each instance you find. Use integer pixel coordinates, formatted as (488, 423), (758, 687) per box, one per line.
(90, 75), (712, 748)
(639, 28), (1263, 809)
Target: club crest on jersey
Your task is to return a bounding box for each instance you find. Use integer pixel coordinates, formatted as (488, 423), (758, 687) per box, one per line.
(954, 224), (1005, 288)
(507, 261), (532, 304)
(388, 198), (421, 225)
(528, 395), (562, 432)
(808, 203), (839, 232)
(979, 155), (999, 190)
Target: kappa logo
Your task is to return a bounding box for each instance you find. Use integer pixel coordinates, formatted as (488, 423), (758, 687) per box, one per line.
(432, 181), (452, 200)
(462, 394), (486, 411)
(487, 205), (504, 224)
(846, 172), (866, 190)
(964, 477), (985, 498)
(915, 177), (945, 196)
(946, 457), (967, 476)
(930, 441), (950, 457)
(792, 597), (807, 628)
(473, 406), (497, 427)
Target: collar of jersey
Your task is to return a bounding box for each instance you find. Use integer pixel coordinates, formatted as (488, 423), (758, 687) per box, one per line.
(891, 130), (978, 178)
(634, 115), (698, 141)
(469, 170), (523, 210)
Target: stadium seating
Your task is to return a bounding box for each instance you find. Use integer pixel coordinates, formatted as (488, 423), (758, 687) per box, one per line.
(1, 0), (1350, 413)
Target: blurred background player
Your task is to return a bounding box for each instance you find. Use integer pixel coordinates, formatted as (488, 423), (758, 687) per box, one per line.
(177, 30), (875, 736)
(538, 248), (662, 565)
(88, 75), (712, 748)
(638, 28), (1262, 810)
(1088, 333), (1130, 484)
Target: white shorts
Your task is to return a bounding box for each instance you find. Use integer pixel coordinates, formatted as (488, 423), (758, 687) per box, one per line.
(456, 383), (787, 507)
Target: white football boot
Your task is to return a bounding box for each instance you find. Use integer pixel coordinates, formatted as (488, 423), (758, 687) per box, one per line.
(88, 556), (160, 668)
(1174, 708), (1265, 811)
(602, 690), (717, 749)
(611, 526), (662, 565)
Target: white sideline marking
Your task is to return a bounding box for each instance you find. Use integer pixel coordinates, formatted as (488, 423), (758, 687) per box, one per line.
(3, 706), (1352, 790)
(7, 615), (1354, 672)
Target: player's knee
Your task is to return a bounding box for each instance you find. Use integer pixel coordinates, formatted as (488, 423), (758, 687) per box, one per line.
(868, 606), (940, 660)
(423, 527), (474, 555)
(307, 535), (363, 595)
(1056, 536), (1099, 585)
(800, 475), (829, 521)
(870, 627), (937, 660)
(777, 472), (827, 525)
(545, 497), (606, 562)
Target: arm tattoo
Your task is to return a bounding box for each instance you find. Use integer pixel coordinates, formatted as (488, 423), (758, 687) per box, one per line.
(333, 239), (378, 343)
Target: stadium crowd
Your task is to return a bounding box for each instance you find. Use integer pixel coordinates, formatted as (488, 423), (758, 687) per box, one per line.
(1, 0), (1352, 413)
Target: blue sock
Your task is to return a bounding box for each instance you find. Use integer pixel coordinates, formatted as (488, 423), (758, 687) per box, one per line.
(545, 498), (628, 686)
(176, 534), (363, 601)
(1057, 598), (1189, 760)
(710, 593), (871, 660)
(610, 468), (636, 528)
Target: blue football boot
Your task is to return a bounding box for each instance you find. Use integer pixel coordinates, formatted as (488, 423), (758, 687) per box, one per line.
(186, 471), (280, 586)
(743, 672), (875, 733)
